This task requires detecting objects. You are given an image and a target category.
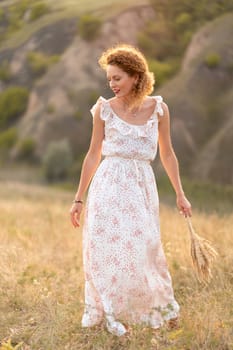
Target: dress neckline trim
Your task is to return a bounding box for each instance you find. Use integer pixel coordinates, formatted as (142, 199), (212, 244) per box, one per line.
(104, 96), (160, 127)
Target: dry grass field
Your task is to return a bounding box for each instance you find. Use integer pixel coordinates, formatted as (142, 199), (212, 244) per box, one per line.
(0, 181), (232, 350)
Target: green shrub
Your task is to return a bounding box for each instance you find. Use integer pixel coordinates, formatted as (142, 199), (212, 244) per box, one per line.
(181, 30), (194, 47)
(69, 153), (85, 180)
(66, 87), (77, 103)
(0, 60), (11, 82)
(0, 87), (29, 128)
(42, 139), (73, 181)
(8, 16), (23, 32)
(88, 90), (99, 105)
(137, 33), (154, 57)
(78, 14), (102, 41)
(204, 53), (220, 68)
(27, 51), (59, 76)
(150, 0), (233, 22)
(0, 7), (4, 22)
(227, 62), (233, 74)
(138, 20), (176, 60)
(74, 110), (82, 120)
(9, 0), (30, 18)
(175, 13), (192, 32)
(142, 0), (232, 73)
(148, 59), (174, 86)
(0, 128), (18, 150)
(30, 2), (49, 21)
(7, 0), (30, 32)
(46, 104), (56, 114)
(27, 51), (47, 75)
(17, 138), (36, 160)
(0, 32), (6, 45)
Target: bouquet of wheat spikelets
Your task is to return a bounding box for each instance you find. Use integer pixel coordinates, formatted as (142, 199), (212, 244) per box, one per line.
(185, 217), (218, 283)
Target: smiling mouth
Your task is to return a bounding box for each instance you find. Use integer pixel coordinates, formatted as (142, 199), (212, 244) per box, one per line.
(113, 89), (120, 94)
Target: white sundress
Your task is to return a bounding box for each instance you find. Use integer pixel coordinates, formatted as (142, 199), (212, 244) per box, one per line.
(81, 96), (179, 336)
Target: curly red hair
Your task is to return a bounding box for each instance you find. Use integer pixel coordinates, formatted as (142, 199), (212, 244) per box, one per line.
(98, 44), (155, 108)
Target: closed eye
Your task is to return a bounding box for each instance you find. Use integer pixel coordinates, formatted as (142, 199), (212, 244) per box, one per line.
(107, 76), (121, 82)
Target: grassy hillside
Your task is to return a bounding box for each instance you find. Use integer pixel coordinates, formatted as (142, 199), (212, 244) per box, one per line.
(0, 181), (232, 349)
(0, 0), (148, 51)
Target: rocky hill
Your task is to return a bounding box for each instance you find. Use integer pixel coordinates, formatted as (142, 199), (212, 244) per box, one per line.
(159, 13), (233, 184)
(0, 2), (232, 184)
(1, 5), (155, 156)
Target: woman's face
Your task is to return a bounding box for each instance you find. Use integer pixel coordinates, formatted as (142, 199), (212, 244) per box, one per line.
(106, 64), (137, 98)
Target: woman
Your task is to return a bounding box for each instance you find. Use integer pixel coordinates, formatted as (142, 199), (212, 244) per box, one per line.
(70, 44), (192, 336)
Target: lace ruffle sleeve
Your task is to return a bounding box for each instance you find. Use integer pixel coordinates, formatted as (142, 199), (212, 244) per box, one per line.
(90, 96), (110, 121)
(154, 96), (164, 117)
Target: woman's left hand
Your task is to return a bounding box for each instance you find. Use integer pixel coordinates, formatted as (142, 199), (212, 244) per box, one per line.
(70, 202), (83, 228)
(176, 194), (192, 217)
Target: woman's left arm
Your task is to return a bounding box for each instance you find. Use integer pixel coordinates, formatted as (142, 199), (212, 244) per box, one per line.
(158, 102), (192, 217)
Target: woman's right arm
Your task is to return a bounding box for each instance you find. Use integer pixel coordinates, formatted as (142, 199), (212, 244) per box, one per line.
(70, 102), (104, 227)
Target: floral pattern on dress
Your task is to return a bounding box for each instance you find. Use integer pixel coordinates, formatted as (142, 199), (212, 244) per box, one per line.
(81, 96), (179, 333)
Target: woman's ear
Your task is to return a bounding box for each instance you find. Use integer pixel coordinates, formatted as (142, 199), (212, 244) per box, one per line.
(134, 74), (139, 84)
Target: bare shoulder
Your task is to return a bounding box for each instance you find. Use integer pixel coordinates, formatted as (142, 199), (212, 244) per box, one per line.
(139, 96), (156, 114)
(145, 96), (156, 108)
(161, 101), (169, 115)
(107, 97), (115, 102)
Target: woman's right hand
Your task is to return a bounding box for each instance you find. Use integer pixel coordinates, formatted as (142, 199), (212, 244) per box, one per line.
(176, 194), (192, 218)
(70, 202), (83, 228)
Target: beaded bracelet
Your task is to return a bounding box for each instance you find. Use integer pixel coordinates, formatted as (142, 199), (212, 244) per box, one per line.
(72, 199), (83, 204)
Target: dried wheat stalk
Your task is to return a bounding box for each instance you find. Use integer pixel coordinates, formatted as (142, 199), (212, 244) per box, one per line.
(186, 217), (218, 283)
